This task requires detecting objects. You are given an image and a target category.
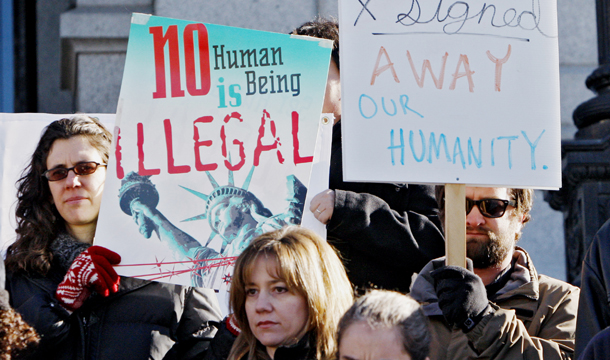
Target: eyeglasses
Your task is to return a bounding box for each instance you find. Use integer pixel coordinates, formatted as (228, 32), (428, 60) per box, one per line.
(466, 198), (516, 218)
(42, 161), (107, 181)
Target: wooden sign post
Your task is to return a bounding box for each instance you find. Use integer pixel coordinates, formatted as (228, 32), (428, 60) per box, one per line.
(444, 184), (466, 267)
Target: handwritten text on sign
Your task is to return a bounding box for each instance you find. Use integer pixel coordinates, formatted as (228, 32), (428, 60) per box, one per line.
(339, 0), (561, 188)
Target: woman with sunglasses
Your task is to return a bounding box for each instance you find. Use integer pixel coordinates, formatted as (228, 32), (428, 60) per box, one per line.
(5, 115), (222, 360)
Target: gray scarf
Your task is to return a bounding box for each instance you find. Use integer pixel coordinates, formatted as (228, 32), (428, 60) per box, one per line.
(49, 233), (91, 273)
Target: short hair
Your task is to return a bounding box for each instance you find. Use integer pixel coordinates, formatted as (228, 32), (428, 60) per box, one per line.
(291, 18), (340, 71)
(229, 226), (354, 360)
(337, 290), (430, 360)
(435, 185), (534, 228)
(6, 115), (112, 275)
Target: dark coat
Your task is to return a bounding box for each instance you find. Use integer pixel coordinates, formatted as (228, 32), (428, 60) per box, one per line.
(7, 250), (222, 360)
(327, 121), (445, 293)
(204, 317), (315, 360)
(578, 326), (610, 360)
(576, 218), (610, 357)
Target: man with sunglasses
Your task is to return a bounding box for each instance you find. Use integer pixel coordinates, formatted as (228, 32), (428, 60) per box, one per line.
(410, 186), (579, 360)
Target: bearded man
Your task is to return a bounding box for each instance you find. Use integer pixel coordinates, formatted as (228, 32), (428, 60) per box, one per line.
(410, 186), (579, 360)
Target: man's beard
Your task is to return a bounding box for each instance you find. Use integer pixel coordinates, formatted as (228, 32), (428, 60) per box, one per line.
(467, 229), (514, 268)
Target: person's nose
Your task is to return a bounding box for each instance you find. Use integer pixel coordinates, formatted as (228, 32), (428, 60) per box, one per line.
(255, 291), (273, 313)
(64, 169), (82, 188)
(466, 202), (486, 227)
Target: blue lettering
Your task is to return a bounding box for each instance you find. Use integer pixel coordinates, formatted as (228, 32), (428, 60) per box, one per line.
(400, 95), (424, 118)
(217, 77), (227, 108)
(521, 130), (545, 170)
(468, 138), (482, 168)
(491, 138), (495, 166)
(229, 84), (241, 107)
(388, 129), (405, 165)
(497, 136), (518, 169)
(453, 137), (466, 169)
(382, 97), (397, 116)
(359, 94), (378, 119)
(428, 132), (451, 163)
(409, 130), (426, 162)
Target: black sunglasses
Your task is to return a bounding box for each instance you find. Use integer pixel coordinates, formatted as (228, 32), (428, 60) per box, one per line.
(466, 198), (516, 218)
(42, 161), (107, 181)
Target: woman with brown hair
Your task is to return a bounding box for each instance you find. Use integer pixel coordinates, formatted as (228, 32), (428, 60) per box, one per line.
(206, 225), (354, 360)
(5, 115), (221, 360)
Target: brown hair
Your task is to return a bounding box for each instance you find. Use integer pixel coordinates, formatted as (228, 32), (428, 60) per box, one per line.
(228, 226), (353, 360)
(6, 115), (112, 275)
(291, 18), (340, 71)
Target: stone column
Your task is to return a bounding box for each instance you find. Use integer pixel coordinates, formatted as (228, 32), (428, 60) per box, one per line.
(59, 0), (152, 113)
(546, 0), (610, 285)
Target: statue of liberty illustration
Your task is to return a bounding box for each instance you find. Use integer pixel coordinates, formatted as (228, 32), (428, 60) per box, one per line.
(118, 166), (306, 289)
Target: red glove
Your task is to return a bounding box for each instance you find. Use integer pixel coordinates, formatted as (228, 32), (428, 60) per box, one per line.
(55, 246), (121, 311)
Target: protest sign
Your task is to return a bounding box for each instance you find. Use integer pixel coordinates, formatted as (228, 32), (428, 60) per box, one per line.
(338, 0), (561, 189)
(94, 14), (332, 303)
(0, 113), (115, 253)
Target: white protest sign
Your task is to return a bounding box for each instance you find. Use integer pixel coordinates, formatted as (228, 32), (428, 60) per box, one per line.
(94, 14), (332, 313)
(339, 0), (561, 189)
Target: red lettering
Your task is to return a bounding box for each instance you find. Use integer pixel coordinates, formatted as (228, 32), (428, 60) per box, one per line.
(114, 126), (125, 179)
(164, 119), (190, 174)
(184, 23), (211, 96)
(291, 111), (312, 164)
(449, 54), (475, 92)
(193, 116), (217, 171)
(486, 45), (511, 92)
(221, 112), (246, 171)
(137, 122), (161, 176)
(150, 25), (184, 98)
(370, 46), (400, 85)
(253, 110), (284, 166)
(407, 51), (448, 89)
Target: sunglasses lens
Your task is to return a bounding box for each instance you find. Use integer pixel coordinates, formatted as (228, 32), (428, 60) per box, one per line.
(46, 169), (68, 181)
(75, 162), (98, 175)
(481, 200), (506, 218)
(465, 199), (474, 214)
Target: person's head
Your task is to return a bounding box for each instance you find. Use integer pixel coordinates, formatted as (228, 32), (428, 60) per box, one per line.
(435, 186), (533, 269)
(229, 226), (353, 360)
(337, 290), (430, 360)
(7, 115), (111, 274)
(292, 18), (341, 123)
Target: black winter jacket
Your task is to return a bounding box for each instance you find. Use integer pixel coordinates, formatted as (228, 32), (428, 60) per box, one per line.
(6, 236), (222, 360)
(327, 121), (445, 292)
(204, 317), (315, 360)
(576, 218), (610, 357)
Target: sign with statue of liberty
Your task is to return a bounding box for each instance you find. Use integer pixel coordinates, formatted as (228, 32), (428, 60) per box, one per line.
(95, 13), (332, 294)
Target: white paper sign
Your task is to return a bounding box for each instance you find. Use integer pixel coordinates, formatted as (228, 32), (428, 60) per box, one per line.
(339, 0), (561, 189)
